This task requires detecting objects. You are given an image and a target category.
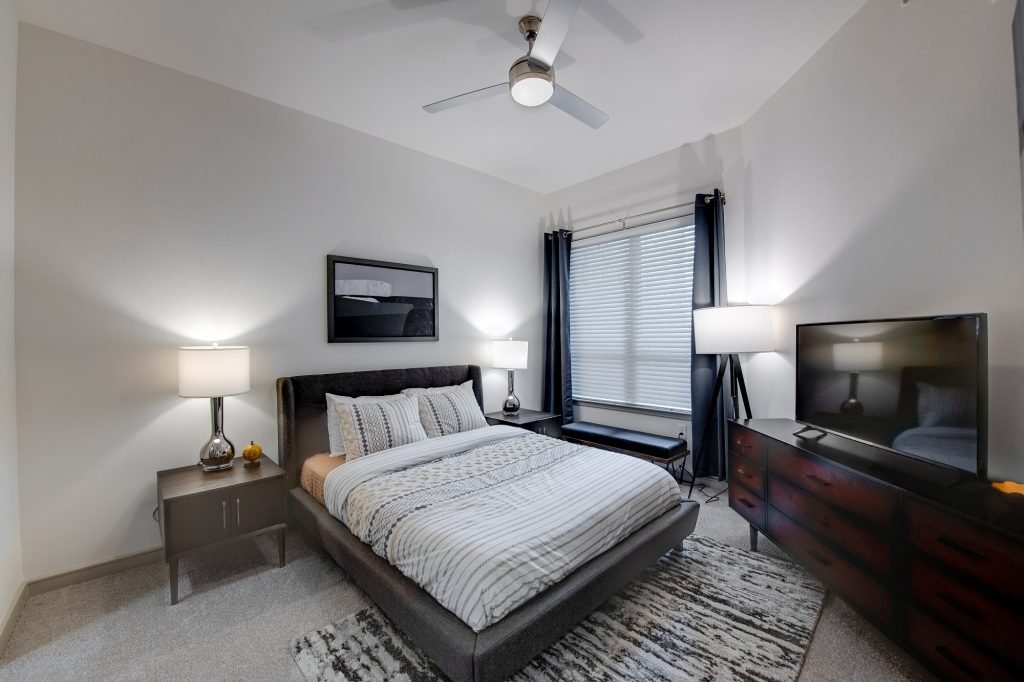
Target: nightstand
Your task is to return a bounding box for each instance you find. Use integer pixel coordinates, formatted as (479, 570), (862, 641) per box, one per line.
(156, 455), (286, 604)
(485, 409), (562, 437)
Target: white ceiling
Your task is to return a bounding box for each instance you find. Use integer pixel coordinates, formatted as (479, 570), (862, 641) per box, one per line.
(15, 0), (869, 193)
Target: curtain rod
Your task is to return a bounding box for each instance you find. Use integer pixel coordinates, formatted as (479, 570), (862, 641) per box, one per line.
(568, 191), (725, 236)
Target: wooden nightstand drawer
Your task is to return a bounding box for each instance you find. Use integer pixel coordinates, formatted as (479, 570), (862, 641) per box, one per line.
(768, 476), (893, 577)
(165, 489), (230, 556)
(230, 478), (285, 534)
(768, 443), (896, 530)
(907, 498), (1024, 602)
(729, 424), (766, 466)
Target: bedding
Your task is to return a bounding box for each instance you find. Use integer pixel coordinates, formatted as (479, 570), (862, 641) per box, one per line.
(337, 395), (428, 459)
(892, 426), (977, 470)
(300, 453), (346, 506)
(323, 425), (681, 632)
(325, 392), (403, 456)
(402, 381), (487, 437)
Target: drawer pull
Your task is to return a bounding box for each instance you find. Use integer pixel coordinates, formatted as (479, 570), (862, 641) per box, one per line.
(805, 474), (831, 487)
(807, 549), (833, 567)
(222, 501), (227, 530)
(236, 498), (241, 525)
(936, 592), (982, 622)
(935, 645), (982, 680)
(736, 467), (745, 476)
(937, 536), (985, 562)
(738, 498), (755, 509)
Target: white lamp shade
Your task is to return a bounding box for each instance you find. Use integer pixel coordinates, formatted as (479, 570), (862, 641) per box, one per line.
(832, 342), (883, 372)
(492, 339), (528, 370)
(178, 346), (251, 398)
(693, 305), (774, 354)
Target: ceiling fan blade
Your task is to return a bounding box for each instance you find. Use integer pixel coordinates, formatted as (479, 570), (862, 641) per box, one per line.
(423, 83), (508, 113)
(549, 85), (609, 129)
(530, 0), (582, 69)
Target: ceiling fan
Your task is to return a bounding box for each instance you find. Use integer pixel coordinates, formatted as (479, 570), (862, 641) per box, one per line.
(422, 0), (609, 129)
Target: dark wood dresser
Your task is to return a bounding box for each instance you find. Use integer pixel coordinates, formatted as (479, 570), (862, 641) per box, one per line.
(729, 419), (1024, 682)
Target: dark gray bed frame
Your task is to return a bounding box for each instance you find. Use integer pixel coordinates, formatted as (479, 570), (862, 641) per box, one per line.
(277, 365), (700, 682)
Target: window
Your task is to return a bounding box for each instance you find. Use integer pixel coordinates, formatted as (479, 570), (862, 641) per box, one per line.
(568, 221), (694, 413)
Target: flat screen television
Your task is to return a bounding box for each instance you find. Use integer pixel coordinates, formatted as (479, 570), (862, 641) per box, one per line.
(795, 314), (987, 479)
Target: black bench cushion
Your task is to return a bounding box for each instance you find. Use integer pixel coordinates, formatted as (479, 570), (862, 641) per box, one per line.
(561, 421), (687, 461)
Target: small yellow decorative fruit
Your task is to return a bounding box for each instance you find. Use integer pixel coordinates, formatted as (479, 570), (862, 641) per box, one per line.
(242, 441), (263, 468)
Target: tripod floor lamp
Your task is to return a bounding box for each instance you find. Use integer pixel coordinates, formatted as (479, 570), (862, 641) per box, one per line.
(690, 305), (774, 498)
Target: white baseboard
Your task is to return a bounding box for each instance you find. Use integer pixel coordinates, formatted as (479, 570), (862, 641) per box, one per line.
(0, 580), (27, 655)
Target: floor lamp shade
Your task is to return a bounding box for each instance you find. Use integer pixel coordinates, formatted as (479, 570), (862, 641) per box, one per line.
(178, 346), (251, 398)
(178, 345), (250, 472)
(693, 305), (774, 355)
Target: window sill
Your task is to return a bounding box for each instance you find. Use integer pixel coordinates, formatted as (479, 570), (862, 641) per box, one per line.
(572, 399), (691, 420)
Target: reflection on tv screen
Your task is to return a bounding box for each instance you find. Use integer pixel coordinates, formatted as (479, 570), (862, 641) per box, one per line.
(796, 316), (983, 476)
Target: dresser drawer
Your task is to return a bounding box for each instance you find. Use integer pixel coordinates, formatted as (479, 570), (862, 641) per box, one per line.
(767, 507), (893, 628)
(728, 453), (765, 498)
(768, 477), (893, 577)
(906, 498), (1024, 602)
(907, 605), (1016, 682)
(768, 443), (896, 530)
(164, 489), (230, 556)
(910, 559), (1024, 668)
(729, 424), (766, 466)
(229, 478), (285, 535)
(729, 483), (766, 531)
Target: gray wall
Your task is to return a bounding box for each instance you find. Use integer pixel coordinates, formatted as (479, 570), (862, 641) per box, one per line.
(0, 0), (22, 623)
(546, 0), (1024, 481)
(14, 26), (546, 579)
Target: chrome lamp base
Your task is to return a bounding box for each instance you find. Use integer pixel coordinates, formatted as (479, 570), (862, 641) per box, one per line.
(199, 397), (235, 471)
(503, 368), (521, 416)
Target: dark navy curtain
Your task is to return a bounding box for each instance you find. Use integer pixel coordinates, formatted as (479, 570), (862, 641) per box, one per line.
(542, 229), (574, 424)
(691, 190), (728, 478)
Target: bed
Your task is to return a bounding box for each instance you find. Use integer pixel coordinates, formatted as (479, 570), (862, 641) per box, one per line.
(277, 364), (700, 682)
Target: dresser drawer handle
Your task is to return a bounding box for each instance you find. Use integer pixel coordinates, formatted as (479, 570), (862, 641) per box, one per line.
(222, 501), (227, 530)
(937, 536), (985, 562)
(936, 592), (982, 622)
(805, 474), (830, 487)
(736, 467), (745, 476)
(738, 498), (755, 509)
(936, 645), (982, 680)
(236, 498), (241, 526)
(807, 549), (833, 567)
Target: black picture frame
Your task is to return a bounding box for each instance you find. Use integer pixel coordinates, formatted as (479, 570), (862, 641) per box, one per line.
(326, 255), (438, 343)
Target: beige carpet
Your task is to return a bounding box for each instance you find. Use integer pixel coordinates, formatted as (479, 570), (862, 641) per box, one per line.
(0, 481), (936, 681)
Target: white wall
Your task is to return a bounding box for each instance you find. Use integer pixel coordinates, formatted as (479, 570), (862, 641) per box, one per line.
(0, 0), (23, 621)
(546, 0), (1024, 480)
(15, 26), (546, 579)
(739, 0), (1024, 481)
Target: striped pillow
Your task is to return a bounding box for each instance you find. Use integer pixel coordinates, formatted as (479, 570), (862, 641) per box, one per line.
(335, 395), (428, 460)
(403, 382), (487, 438)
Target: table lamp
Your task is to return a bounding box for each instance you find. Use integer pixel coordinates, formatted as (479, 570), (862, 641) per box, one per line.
(178, 344), (250, 471)
(832, 341), (883, 415)
(691, 305), (774, 497)
(493, 339), (528, 416)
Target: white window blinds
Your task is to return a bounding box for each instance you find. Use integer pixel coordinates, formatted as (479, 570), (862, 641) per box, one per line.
(568, 221), (694, 413)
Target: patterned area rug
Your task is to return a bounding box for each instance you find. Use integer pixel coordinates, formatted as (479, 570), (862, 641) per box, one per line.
(291, 535), (825, 682)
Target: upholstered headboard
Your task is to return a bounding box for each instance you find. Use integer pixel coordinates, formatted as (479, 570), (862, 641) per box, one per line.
(276, 365), (484, 487)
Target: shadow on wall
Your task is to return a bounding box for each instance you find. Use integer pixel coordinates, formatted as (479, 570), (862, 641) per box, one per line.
(544, 133), (730, 231)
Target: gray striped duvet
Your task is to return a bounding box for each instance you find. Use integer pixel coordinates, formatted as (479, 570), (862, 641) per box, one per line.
(323, 425), (681, 632)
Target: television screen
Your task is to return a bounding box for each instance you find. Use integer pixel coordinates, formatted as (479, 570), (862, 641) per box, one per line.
(796, 314), (987, 478)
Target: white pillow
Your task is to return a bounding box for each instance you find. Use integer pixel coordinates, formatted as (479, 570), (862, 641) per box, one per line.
(325, 392), (403, 456)
(335, 395), (428, 459)
(402, 381), (487, 438)
(401, 379), (474, 396)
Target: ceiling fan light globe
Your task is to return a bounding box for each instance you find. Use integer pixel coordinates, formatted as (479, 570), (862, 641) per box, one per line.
(510, 76), (554, 107)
